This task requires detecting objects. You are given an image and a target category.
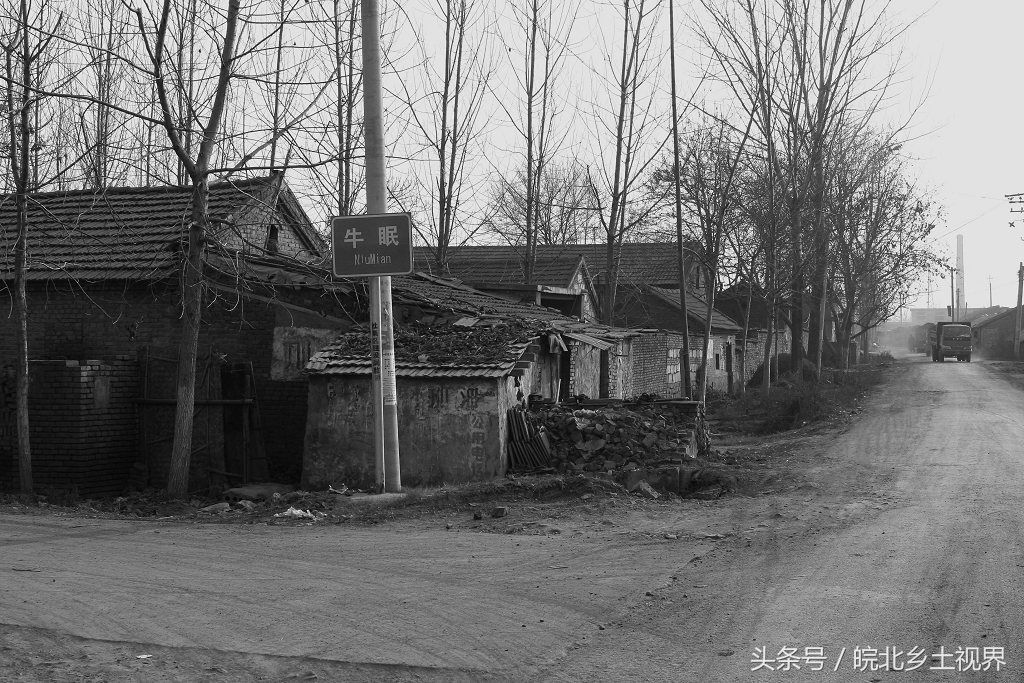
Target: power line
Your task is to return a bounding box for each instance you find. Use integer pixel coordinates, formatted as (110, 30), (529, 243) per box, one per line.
(932, 203), (1004, 240)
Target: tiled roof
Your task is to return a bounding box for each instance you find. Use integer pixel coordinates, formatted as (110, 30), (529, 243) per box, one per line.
(714, 283), (771, 331)
(415, 242), (700, 288)
(393, 272), (573, 321)
(646, 285), (743, 333)
(971, 308), (1014, 328)
(0, 176), (323, 282)
(413, 246), (585, 288)
(307, 276), (657, 377)
(306, 320), (539, 378)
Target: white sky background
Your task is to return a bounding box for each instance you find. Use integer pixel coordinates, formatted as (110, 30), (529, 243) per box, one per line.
(336, 0), (1024, 309)
(893, 1), (1024, 311)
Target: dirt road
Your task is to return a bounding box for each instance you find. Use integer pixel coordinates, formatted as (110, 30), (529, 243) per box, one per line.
(2, 355), (1022, 681)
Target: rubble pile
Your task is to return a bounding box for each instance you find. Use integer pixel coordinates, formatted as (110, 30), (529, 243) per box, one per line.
(528, 402), (707, 474)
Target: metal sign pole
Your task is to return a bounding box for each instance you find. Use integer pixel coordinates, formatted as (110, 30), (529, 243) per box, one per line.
(361, 0), (401, 491)
(368, 276), (385, 491)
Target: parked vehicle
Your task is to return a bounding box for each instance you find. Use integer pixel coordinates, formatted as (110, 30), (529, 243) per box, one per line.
(910, 324), (932, 354)
(929, 321), (972, 362)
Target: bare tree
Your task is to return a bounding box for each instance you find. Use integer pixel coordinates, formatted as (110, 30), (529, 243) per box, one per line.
(675, 116), (751, 401)
(0, 0), (62, 493)
(486, 160), (597, 254)
(403, 0), (494, 273)
(588, 0), (670, 326)
(485, 0), (578, 282)
(329, 0), (363, 216)
(697, 0), (915, 379)
(74, 0), (135, 187)
(830, 134), (941, 366)
(126, 0), (243, 497)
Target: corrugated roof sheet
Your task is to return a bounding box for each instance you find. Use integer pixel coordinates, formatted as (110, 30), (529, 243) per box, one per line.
(0, 176), (324, 282)
(561, 330), (615, 350)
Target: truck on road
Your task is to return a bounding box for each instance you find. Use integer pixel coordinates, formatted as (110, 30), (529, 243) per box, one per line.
(929, 321), (972, 362)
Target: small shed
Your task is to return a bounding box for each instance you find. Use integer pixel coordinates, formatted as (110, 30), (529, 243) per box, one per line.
(302, 320), (551, 489)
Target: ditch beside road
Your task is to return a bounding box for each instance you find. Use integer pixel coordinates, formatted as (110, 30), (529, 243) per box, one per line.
(2, 352), (1021, 681)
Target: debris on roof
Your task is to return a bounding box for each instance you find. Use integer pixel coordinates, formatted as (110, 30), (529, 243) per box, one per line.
(306, 319), (544, 378)
(391, 272), (573, 322)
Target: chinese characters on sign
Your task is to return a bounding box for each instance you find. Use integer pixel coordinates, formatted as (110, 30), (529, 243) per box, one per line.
(750, 645), (1005, 673)
(331, 213), (413, 277)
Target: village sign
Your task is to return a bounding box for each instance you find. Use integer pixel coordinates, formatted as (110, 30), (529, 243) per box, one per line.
(331, 213), (413, 277)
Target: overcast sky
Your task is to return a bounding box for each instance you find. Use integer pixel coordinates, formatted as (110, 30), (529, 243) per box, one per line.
(898, 1), (1024, 311)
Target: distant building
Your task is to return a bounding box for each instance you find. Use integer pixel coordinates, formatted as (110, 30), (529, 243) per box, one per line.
(908, 307), (998, 324)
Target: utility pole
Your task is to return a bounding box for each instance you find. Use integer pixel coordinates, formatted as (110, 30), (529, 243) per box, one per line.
(949, 267), (956, 322)
(1015, 263), (1023, 360)
(362, 0), (401, 491)
(668, 0), (692, 400)
(989, 275), (993, 308)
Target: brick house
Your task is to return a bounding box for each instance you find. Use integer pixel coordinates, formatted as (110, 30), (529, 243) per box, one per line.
(417, 242), (746, 394)
(0, 175), (354, 495)
(303, 320), (544, 489)
(414, 246), (600, 321)
(972, 308), (1018, 359)
(302, 276), (697, 489)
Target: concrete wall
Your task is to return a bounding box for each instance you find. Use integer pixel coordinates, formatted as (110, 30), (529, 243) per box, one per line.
(567, 341), (601, 399)
(303, 375), (508, 489)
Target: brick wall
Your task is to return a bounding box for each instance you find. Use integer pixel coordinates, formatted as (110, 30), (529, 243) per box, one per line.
(0, 366), (15, 487)
(627, 333), (666, 397)
(1, 358), (137, 495)
(623, 331), (737, 399)
(0, 281), (350, 493)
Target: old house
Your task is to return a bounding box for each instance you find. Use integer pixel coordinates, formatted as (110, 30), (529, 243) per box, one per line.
(418, 243), (748, 394)
(302, 272), (707, 488)
(414, 246), (600, 321)
(0, 175), (353, 495)
(972, 308), (1018, 359)
(302, 320), (543, 488)
(614, 284), (751, 392)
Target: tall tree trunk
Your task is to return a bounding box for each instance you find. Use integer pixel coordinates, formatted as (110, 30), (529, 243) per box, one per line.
(668, 0), (691, 399)
(165, 180), (208, 497)
(807, 257), (825, 369)
(9, 0), (34, 494)
(14, 190), (32, 494)
(813, 257), (828, 373)
(761, 266), (776, 394)
(737, 284), (753, 396)
(698, 268), (716, 402)
(788, 208), (805, 368)
(155, 0), (239, 498)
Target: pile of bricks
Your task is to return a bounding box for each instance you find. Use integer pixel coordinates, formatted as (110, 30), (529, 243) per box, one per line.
(530, 401), (706, 474)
